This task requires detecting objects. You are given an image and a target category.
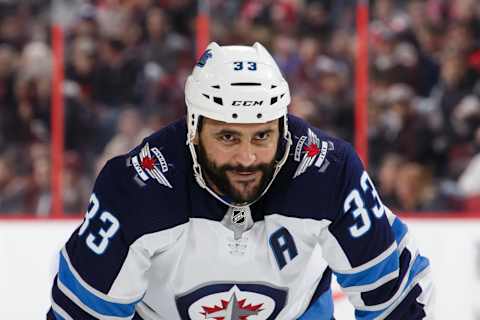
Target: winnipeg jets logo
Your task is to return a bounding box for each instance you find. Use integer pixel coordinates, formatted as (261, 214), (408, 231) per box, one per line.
(293, 129), (329, 178)
(131, 143), (172, 188)
(176, 283), (288, 320)
(202, 292), (263, 319)
(197, 49), (213, 67)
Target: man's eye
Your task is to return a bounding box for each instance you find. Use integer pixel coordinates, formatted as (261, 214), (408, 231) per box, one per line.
(255, 132), (270, 140)
(220, 134), (235, 142)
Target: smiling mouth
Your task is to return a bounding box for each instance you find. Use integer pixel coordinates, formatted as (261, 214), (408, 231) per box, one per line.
(229, 170), (259, 182)
(235, 171), (256, 175)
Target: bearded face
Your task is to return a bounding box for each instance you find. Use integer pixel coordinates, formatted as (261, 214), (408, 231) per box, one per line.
(195, 118), (280, 205)
(197, 139), (276, 203)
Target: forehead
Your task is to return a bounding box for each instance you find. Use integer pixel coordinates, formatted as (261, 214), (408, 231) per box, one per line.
(202, 118), (279, 133)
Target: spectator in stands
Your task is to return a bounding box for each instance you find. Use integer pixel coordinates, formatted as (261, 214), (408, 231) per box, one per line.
(139, 6), (192, 119)
(0, 44), (19, 148)
(392, 162), (446, 211)
(298, 1), (333, 39)
(63, 151), (91, 214)
(70, 3), (99, 39)
(458, 152), (480, 199)
(93, 37), (142, 107)
(96, 0), (130, 40)
(428, 47), (479, 178)
(456, 98), (480, 202)
(65, 36), (97, 103)
(291, 37), (321, 96)
(311, 54), (353, 141)
(370, 84), (434, 165)
(272, 33), (300, 78)
(26, 142), (51, 216)
(289, 94), (317, 124)
(377, 153), (405, 207)
(143, 6), (189, 74)
(95, 108), (152, 174)
(8, 41), (52, 147)
(0, 148), (29, 214)
(64, 36), (98, 153)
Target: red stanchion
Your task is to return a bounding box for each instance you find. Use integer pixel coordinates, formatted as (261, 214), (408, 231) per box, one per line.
(51, 25), (65, 218)
(196, 0), (210, 59)
(355, 0), (369, 168)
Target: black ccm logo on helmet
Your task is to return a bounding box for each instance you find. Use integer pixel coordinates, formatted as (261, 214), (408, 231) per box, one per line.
(232, 100), (264, 106)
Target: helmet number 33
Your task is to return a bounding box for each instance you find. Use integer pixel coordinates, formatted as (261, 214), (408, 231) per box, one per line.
(233, 61), (257, 71)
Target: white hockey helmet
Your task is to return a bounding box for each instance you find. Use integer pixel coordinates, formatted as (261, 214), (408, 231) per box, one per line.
(185, 42), (292, 206)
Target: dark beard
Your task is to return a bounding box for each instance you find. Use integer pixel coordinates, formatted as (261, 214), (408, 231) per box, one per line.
(197, 139), (276, 204)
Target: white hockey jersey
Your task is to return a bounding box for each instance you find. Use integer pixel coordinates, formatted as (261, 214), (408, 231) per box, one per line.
(48, 115), (432, 320)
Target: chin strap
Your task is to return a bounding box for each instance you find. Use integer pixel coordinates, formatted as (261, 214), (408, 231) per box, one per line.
(186, 115), (292, 209)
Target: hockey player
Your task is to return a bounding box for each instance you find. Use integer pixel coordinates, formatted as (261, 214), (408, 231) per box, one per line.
(48, 42), (433, 320)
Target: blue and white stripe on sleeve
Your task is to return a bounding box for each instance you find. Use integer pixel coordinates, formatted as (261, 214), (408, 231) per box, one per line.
(54, 248), (143, 319)
(330, 211), (431, 319)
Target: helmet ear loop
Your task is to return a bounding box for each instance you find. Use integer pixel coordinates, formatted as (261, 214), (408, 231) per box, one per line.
(274, 118), (285, 163)
(187, 113), (207, 188)
(274, 116), (290, 164)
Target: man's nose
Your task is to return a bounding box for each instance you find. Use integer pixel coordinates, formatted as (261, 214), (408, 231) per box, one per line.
(234, 141), (257, 167)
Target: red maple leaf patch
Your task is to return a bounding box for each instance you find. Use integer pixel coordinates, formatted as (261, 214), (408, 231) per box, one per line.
(141, 156), (156, 170)
(303, 143), (320, 157)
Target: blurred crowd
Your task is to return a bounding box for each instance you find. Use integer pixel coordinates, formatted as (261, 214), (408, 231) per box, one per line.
(0, 0), (480, 215)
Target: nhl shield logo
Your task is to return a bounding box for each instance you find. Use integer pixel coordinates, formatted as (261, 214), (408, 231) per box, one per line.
(131, 143), (172, 188)
(176, 282), (288, 320)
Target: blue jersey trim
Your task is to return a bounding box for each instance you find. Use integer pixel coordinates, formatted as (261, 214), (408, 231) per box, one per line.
(53, 310), (66, 320)
(298, 288), (334, 320)
(335, 250), (399, 288)
(406, 255), (429, 287)
(355, 307), (384, 320)
(354, 254), (429, 319)
(58, 253), (138, 318)
(52, 275), (101, 320)
(392, 218), (408, 245)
